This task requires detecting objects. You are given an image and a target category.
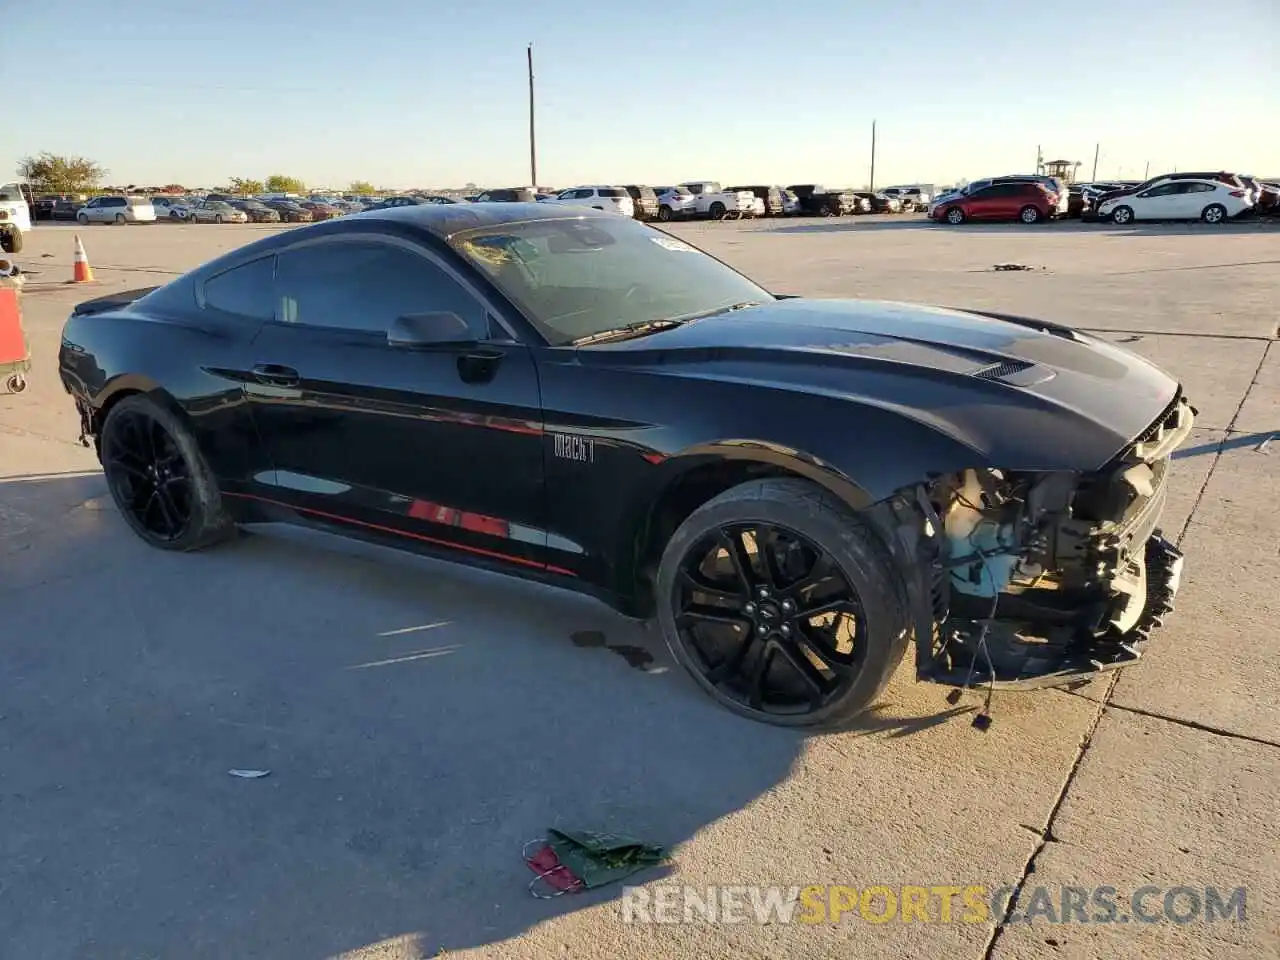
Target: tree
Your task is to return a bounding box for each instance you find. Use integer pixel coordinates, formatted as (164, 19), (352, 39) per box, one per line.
(228, 177), (264, 195)
(348, 180), (376, 195)
(17, 152), (106, 193)
(161, 184), (186, 194)
(265, 174), (306, 194)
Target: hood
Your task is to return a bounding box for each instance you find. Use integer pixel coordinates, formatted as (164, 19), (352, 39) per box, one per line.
(579, 298), (1180, 470)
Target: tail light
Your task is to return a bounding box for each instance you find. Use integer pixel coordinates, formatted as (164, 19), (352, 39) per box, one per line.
(1229, 190), (1245, 198)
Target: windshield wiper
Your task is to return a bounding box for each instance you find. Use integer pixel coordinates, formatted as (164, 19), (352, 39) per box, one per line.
(570, 318), (689, 346)
(665, 300), (762, 324)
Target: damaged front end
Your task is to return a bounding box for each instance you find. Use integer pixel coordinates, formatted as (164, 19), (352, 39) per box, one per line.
(883, 393), (1194, 690)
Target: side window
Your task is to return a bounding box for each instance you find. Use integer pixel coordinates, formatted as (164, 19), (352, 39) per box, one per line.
(1143, 183), (1179, 197)
(1187, 182), (1214, 193)
(203, 257), (276, 320)
(276, 241), (488, 338)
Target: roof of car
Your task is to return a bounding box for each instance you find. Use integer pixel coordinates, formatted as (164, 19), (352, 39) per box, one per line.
(348, 200), (610, 238)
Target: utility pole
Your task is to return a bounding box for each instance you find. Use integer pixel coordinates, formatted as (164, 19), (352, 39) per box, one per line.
(1035, 145), (1042, 174)
(1091, 143), (1100, 182)
(527, 44), (537, 189)
(1144, 161), (1150, 179)
(869, 120), (877, 192)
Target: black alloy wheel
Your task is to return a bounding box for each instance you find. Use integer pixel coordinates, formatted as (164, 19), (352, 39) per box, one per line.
(672, 522), (868, 716)
(99, 395), (233, 551)
(656, 478), (910, 726)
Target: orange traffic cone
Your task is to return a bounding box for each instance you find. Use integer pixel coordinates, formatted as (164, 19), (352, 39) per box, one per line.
(72, 235), (94, 283)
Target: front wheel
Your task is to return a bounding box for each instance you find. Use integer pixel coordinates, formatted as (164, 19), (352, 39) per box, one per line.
(99, 394), (235, 551)
(655, 478), (910, 727)
(5, 373), (26, 393)
(1111, 205), (1134, 225)
(1201, 203), (1227, 224)
(1019, 205), (1042, 224)
(945, 206), (965, 225)
(77, 213), (89, 225)
(214, 214), (224, 224)
(709, 202), (726, 220)
(657, 205), (673, 222)
(114, 214), (126, 225)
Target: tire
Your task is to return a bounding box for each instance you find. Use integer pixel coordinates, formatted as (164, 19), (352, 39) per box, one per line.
(215, 214), (225, 224)
(655, 478), (910, 727)
(114, 214), (126, 225)
(1019, 205), (1041, 224)
(657, 205), (673, 222)
(169, 210), (181, 221)
(709, 202), (726, 220)
(77, 213), (89, 225)
(945, 206), (965, 225)
(99, 394), (235, 552)
(1201, 203), (1227, 224)
(1111, 205), (1134, 225)
(0, 226), (21, 254)
(5, 373), (26, 393)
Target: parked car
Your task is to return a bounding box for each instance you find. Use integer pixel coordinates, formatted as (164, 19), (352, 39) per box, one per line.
(57, 202), (1194, 727)
(1238, 176), (1277, 214)
(50, 198), (82, 221)
(473, 187), (538, 203)
(727, 186), (785, 217)
(188, 200), (248, 224)
(880, 186), (933, 211)
(786, 185), (858, 217)
(203, 193), (237, 204)
(1096, 179), (1252, 224)
(930, 181), (1055, 224)
(299, 201), (341, 221)
(229, 200), (281, 223)
(622, 185), (660, 221)
(853, 191), (902, 214)
(1089, 172), (1247, 218)
(263, 200), (314, 223)
(76, 196), (157, 225)
(151, 197), (192, 221)
(364, 196), (423, 210)
(932, 176), (1068, 218)
(679, 182), (758, 220)
(652, 186), (699, 221)
(0, 181), (32, 252)
(546, 186), (635, 217)
(779, 187), (801, 216)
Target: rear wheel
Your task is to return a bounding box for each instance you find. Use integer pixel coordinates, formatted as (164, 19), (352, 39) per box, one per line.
(945, 206), (965, 225)
(657, 205), (673, 222)
(99, 395), (234, 551)
(214, 214), (224, 224)
(656, 478), (910, 727)
(114, 214), (126, 225)
(1201, 203), (1227, 224)
(5, 373), (26, 393)
(1019, 205), (1042, 224)
(709, 201), (726, 220)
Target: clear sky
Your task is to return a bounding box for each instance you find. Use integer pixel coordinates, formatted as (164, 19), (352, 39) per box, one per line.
(5, 0), (1277, 191)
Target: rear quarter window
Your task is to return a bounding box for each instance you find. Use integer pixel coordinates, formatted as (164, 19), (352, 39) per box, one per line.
(203, 257), (276, 320)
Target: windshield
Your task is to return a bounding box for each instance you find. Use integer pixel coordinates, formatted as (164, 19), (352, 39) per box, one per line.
(449, 216), (769, 346)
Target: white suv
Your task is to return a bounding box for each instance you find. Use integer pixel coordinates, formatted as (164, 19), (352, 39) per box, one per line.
(546, 186), (635, 216)
(77, 196), (157, 225)
(0, 181), (32, 253)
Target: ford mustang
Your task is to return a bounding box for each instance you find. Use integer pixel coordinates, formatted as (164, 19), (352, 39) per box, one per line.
(58, 203), (1191, 726)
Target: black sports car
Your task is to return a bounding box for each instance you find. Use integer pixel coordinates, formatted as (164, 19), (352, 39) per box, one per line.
(58, 204), (1192, 727)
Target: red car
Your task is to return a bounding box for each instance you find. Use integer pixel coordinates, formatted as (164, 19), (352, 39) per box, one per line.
(932, 182), (1055, 225)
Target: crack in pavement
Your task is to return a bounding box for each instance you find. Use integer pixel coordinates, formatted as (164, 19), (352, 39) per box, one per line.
(981, 338), (1274, 960)
(1062, 695), (1280, 749)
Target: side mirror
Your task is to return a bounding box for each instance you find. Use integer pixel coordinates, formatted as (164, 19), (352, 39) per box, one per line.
(387, 312), (475, 349)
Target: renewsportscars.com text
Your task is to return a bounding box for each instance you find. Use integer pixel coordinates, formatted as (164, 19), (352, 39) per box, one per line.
(620, 884), (1247, 926)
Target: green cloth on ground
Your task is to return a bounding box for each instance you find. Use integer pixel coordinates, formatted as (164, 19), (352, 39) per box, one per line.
(546, 828), (668, 889)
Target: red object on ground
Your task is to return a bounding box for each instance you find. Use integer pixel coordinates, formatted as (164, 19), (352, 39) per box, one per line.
(0, 287), (28, 365)
(525, 845), (582, 893)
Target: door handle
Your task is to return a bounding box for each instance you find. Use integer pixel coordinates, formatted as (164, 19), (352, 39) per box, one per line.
(252, 363), (300, 387)
(457, 349), (503, 384)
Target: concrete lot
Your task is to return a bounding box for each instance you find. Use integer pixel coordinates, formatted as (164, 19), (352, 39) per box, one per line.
(1, 217), (1276, 959)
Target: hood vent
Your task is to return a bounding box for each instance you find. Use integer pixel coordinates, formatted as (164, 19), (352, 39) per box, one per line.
(973, 359), (1034, 380)
(971, 359), (1057, 387)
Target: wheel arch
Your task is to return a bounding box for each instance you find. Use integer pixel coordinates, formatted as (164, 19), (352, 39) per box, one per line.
(619, 441), (877, 618)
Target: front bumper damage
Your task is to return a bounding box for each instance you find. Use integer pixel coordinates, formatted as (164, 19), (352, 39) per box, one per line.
(883, 393), (1195, 692)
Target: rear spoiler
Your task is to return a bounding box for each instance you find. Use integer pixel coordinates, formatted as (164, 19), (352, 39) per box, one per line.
(72, 286), (159, 317)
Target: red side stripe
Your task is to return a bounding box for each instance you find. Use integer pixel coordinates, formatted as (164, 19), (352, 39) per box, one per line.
(223, 491), (577, 577)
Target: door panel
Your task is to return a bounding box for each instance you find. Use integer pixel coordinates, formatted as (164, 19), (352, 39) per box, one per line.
(243, 236), (549, 568)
